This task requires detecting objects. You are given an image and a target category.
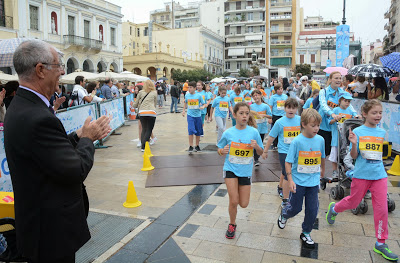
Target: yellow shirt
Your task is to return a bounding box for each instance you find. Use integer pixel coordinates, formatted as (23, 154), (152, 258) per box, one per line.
(310, 80), (320, 91)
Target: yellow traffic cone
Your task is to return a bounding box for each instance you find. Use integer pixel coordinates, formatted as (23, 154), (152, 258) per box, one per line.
(141, 152), (154, 171)
(143, 141), (154, 157)
(388, 155), (400, 176)
(123, 181), (142, 208)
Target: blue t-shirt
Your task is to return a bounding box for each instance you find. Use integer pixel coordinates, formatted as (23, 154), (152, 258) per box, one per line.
(230, 93), (244, 107)
(185, 92), (205, 118)
(329, 106), (357, 147)
(286, 134), (326, 187)
(350, 125), (387, 180)
(242, 90), (252, 104)
(218, 126), (264, 177)
(197, 90), (210, 115)
(212, 96), (231, 118)
(269, 115), (301, 153)
(250, 103), (272, 134)
(227, 89), (234, 98)
(303, 97), (314, 109)
(264, 88), (273, 101)
(269, 94), (288, 116)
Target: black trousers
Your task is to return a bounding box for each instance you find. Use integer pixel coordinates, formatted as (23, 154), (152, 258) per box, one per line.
(318, 129), (332, 156)
(140, 116), (156, 150)
(254, 133), (265, 161)
(271, 115), (283, 147)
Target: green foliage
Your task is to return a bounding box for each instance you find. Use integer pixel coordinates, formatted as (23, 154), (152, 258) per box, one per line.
(171, 68), (216, 82)
(251, 66), (260, 76)
(294, 64), (311, 76)
(239, 68), (250, 77)
(241, 14), (246, 21)
(221, 71), (230, 77)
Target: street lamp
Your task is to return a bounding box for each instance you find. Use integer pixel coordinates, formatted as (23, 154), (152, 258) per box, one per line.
(325, 37), (334, 60)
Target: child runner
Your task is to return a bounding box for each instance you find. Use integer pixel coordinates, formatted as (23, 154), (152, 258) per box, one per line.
(262, 98), (300, 204)
(230, 86), (244, 127)
(326, 99), (398, 262)
(196, 81), (211, 126)
(217, 102), (264, 239)
(243, 85), (252, 105)
(211, 86), (233, 145)
(205, 83), (214, 123)
(182, 81), (206, 153)
(269, 83), (288, 149)
(276, 108), (325, 249)
(302, 89), (319, 109)
(250, 90), (272, 166)
(328, 93), (358, 178)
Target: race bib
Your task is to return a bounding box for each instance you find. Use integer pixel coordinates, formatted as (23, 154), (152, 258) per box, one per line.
(283, 126), (300, 144)
(277, 100), (285, 110)
(188, 99), (199, 109)
(338, 113), (352, 123)
(297, 151), (321, 174)
(229, 142), (253, 164)
(327, 100), (339, 109)
(219, 101), (229, 111)
(202, 95), (206, 101)
(234, 97), (243, 103)
(245, 97), (252, 103)
(359, 136), (383, 160)
(255, 111), (266, 124)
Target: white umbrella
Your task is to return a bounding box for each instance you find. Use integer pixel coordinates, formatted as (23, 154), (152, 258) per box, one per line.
(119, 71), (149, 82)
(210, 77), (226, 83)
(0, 71), (18, 84)
(59, 69), (100, 84)
(96, 70), (132, 81)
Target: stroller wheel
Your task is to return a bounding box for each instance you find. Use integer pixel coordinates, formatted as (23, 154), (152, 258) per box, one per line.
(351, 204), (361, 215)
(320, 181), (326, 190)
(360, 200), (368, 214)
(330, 186), (339, 200)
(388, 199), (396, 212)
(337, 186), (345, 199)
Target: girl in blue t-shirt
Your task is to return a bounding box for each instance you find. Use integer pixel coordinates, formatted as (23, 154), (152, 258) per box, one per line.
(326, 99), (398, 262)
(205, 83), (214, 123)
(217, 102), (264, 240)
(211, 87), (233, 144)
(196, 81), (211, 126)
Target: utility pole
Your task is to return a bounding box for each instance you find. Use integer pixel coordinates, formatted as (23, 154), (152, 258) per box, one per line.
(342, 0), (346, 25)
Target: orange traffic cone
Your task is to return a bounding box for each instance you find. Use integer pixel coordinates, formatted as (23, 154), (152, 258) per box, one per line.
(388, 155), (400, 176)
(143, 141), (154, 157)
(123, 181), (142, 208)
(141, 152), (154, 171)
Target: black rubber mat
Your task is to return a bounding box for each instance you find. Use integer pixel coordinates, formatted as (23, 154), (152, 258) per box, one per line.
(145, 152), (281, 187)
(76, 212), (144, 263)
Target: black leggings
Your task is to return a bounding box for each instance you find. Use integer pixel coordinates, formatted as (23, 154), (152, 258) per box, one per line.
(318, 129), (332, 156)
(254, 133), (265, 161)
(140, 116), (156, 150)
(206, 104), (212, 118)
(271, 115), (283, 147)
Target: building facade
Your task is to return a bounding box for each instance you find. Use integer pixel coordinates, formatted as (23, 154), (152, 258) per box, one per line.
(266, 0), (300, 69)
(224, 0), (266, 76)
(362, 40), (383, 64)
(0, 0), (123, 74)
(383, 0), (400, 54)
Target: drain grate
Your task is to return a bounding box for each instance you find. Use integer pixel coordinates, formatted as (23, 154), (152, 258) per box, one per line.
(76, 212), (144, 263)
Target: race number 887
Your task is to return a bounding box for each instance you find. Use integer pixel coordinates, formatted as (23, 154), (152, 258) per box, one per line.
(365, 143), (380, 151)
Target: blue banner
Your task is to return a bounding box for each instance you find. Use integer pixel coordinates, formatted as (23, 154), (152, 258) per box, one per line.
(56, 103), (98, 135)
(336, 24), (350, 67)
(100, 98), (125, 131)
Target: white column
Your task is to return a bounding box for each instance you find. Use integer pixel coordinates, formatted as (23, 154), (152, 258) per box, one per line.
(43, 0), (48, 40)
(78, 11), (82, 37)
(18, 0), (28, 37)
(92, 16), (97, 40)
(117, 22), (122, 53)
(105, 20), (110, 50)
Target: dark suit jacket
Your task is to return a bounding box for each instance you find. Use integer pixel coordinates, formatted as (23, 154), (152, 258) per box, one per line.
(50, 92), (70, 110)
(4, 88), (94, 261)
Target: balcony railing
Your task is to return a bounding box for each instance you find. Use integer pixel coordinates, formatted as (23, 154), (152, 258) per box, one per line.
(271, 27), (292, 33)
(270, 15), (292, 20)
(207, 57), (223, 65)
(271, 40), (292, 44)
(384, 23), (390, 30)
(0, 15), (13, 29)
(63, 35), (102, 50)
(271, 1), (292, 7)
(271, 52), (292, 57)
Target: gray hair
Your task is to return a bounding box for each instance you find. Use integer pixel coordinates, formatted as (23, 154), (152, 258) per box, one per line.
(13, 39), (54, 81)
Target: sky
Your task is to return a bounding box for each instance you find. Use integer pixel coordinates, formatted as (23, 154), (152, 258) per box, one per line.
(108, 0), (391, 45)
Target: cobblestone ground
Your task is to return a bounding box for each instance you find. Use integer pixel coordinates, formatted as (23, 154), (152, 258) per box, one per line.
(84, 96), (400, 263)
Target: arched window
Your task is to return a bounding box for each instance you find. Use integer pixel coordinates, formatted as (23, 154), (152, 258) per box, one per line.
(99, 25), (104, 42)
(51, 12), (58, 34)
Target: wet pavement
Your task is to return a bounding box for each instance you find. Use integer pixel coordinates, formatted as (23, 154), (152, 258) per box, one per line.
(82, 96), (400, 263)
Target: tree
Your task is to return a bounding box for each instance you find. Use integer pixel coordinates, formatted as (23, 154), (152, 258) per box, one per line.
(221, 71), (230, 77)
(239, 68), (250, 77)
(251, 66), (260, 76)
(294, 64), (311, 76)
(171, 68), (215, 82)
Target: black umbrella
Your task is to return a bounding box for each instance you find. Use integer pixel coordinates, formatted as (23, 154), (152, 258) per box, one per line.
(347, 64), (395, 78)
(253, 75), (267, 80)
(238, 77), (248, 80)
(158, 77), (168, 81)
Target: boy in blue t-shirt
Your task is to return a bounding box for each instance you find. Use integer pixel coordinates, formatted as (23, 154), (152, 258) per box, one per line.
(328, 92), (359, 178)
(211, 87), (233, 144)
(277, 108), (325, 249)
(182, 81), (206, 153)
(303, 89), (319, 109)
(196, 81), (211, 125)
(268, 83), (288, 148)
(250, 90), (272, 166)
(262, 98), (300, 205)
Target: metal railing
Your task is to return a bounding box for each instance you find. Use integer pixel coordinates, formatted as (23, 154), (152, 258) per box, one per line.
(270, 15), (292, 20)
(271, 1), (292, 7)
(63, 35), (103, 50)
(271, 40), (292, 44)
(0, 15), (13, 29)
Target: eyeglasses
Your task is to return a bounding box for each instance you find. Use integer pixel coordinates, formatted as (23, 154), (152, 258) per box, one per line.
(36, 63), (65, 70)
(302, 80), (307, 82)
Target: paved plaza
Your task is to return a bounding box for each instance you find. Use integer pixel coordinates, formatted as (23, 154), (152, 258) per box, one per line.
(81, 98), (400, 263)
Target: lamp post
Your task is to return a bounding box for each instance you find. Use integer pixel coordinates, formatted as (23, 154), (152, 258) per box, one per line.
(325, 36), (334, 60)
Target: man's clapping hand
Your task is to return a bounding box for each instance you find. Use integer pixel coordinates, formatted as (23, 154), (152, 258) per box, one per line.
(77, 115), (112, 142)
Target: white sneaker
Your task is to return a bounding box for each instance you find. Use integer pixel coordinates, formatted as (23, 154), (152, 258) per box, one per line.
(150, 137), (157, 145)
(137, 141), (142, 148)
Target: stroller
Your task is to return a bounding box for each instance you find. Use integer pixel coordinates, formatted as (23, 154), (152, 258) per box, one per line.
(320, 118), (396, 215)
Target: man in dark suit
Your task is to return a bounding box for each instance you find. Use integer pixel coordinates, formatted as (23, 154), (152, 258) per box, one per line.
(50, 85), (69, 110)
(4, 40), (111, 263)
